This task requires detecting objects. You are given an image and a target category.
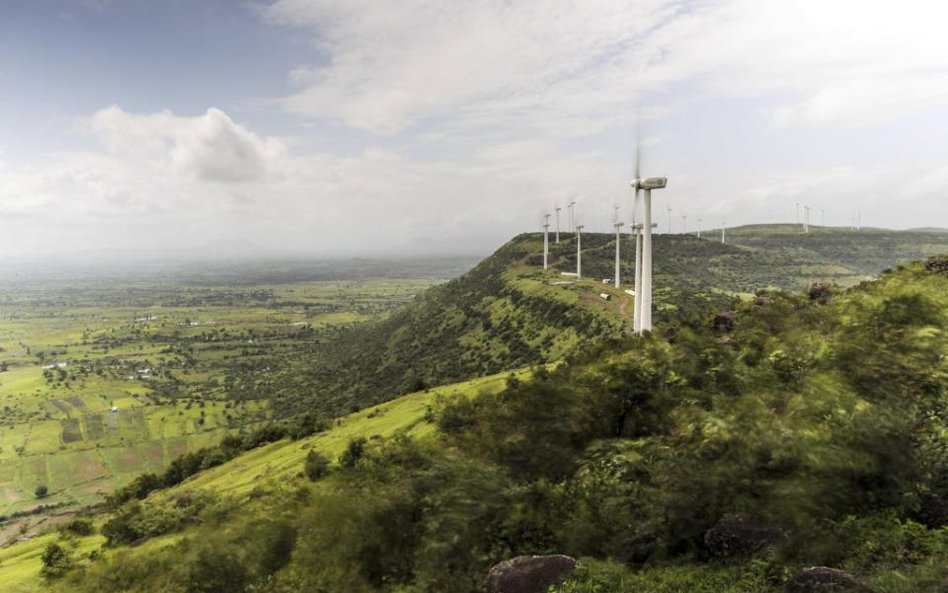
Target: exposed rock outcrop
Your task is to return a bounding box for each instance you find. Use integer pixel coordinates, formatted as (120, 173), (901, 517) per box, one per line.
(808, 282), (833, 304)
(704, 514), (775, 558)
(484, 555), (576, 593)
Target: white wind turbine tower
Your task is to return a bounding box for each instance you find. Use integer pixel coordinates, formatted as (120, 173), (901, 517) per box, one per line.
(630, 148), (667, 335)
(575, 224), (584, 279)
(721, 220), (726, 244)
(666, 204), (673, 235)
(568, 201), (577, 233)
(555, 206), (562, 243)
(696, 217), (702, 239)
(542, 214), (551, 270)
(613, 206), (624, 289)
(803, 205), (810, 233)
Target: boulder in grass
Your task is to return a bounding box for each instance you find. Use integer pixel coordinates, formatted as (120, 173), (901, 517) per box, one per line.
(704, 514), (775, 558)
(808, 282), (833, 304)
(786, 566), (877, 593)
(712, 311), (738, 332)
(924, 255), (948, 275)
(917, 492), (948, 529)
(484, 555), (576, 593)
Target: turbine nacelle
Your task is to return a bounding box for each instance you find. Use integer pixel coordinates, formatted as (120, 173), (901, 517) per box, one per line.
(631, 177), (668, 191)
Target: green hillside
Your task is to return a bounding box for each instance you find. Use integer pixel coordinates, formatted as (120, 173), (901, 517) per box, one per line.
(6, 255), (944, 593)
(295, 226), (948, 413)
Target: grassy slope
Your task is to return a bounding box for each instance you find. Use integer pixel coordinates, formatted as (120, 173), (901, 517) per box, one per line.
(0, 279), (437, 514)
(302, 226), (948, 411)
(0, 367), (535, 591)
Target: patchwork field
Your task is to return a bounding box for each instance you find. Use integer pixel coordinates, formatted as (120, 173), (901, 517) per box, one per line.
(0, 268), (454, 516)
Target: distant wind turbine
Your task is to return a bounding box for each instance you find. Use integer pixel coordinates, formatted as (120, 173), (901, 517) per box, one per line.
(575, 224), (584, 279)
(696, 217), (702, 239)
(542, 214), (551, 270)
(803, 205), (810, 233)
(613, 211), (624, 289)
(666, 204), (673, 235)
(568, 201), (576, 233)
(721, 220), (726, 244)
(555, 206), (562, 243)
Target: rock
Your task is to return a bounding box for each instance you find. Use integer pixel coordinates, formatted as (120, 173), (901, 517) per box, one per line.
(712, 311), (738, 332)
(753, 296), (772, 307)
(704, 514), (775, 558)
(808, 282), (832, 304)
(786, 567), (877, 592)
(924, 256), (948, 275)
(484, 555), (576, 593)
(917, 492), (948, 528)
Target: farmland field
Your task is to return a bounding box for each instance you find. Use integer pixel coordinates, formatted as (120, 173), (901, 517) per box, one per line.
(0, 258), (474, 516)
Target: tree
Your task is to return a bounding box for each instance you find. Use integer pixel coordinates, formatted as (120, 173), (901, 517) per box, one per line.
(41, 542), (72, 579)
(304, 450), (331, 481)
(339, 437), (367, 468)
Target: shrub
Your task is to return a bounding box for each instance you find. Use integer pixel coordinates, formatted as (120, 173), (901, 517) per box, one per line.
(338, 437), (367, 469)
(35, 484), (48, 498)
(62, 518), (95, 536)
(303, 450), (331, 481)
(40, 542), (72, 579)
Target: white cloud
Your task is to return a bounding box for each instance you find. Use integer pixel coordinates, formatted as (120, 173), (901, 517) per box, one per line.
(266, 0), (948, 134)
(87, 105), (287, 182)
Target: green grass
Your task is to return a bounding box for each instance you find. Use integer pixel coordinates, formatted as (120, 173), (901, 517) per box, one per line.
(177, 367), (534, 496)
(0, 277), (445, 514)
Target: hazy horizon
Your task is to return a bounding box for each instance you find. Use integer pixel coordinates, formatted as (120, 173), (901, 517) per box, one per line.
(2, 0), (946, 259)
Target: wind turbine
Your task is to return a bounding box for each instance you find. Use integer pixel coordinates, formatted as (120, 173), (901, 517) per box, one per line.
(542, 214), (551, 270)
(696, 217), (702, 239)
(568, 201), (576, 233)
(796, 202), (800, 225)
(803, 205), (810, 233)
(555, 206), (562, 243)
(666, 204), (673, 235)
(613, 207), (624, 289)
(575, 224), (584, 279)
(721, 220), (726, 244)
(630, 154), (667, 334)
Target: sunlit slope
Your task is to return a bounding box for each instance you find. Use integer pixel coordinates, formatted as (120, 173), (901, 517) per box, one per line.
(0, 368), (533, 593)
(180, 367), (533, 496)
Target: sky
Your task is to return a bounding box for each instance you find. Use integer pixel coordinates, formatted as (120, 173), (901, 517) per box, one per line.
(1, 0), (946, 260)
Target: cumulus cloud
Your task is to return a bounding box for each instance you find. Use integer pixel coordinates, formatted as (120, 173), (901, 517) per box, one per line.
(88, 105), (286, 182)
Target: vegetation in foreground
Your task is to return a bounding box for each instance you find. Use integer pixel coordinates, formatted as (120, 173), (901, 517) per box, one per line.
(11, 256), (944, 593)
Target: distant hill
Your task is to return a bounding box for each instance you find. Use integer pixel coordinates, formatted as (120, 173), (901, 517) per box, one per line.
(284, 225), (948, 414)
